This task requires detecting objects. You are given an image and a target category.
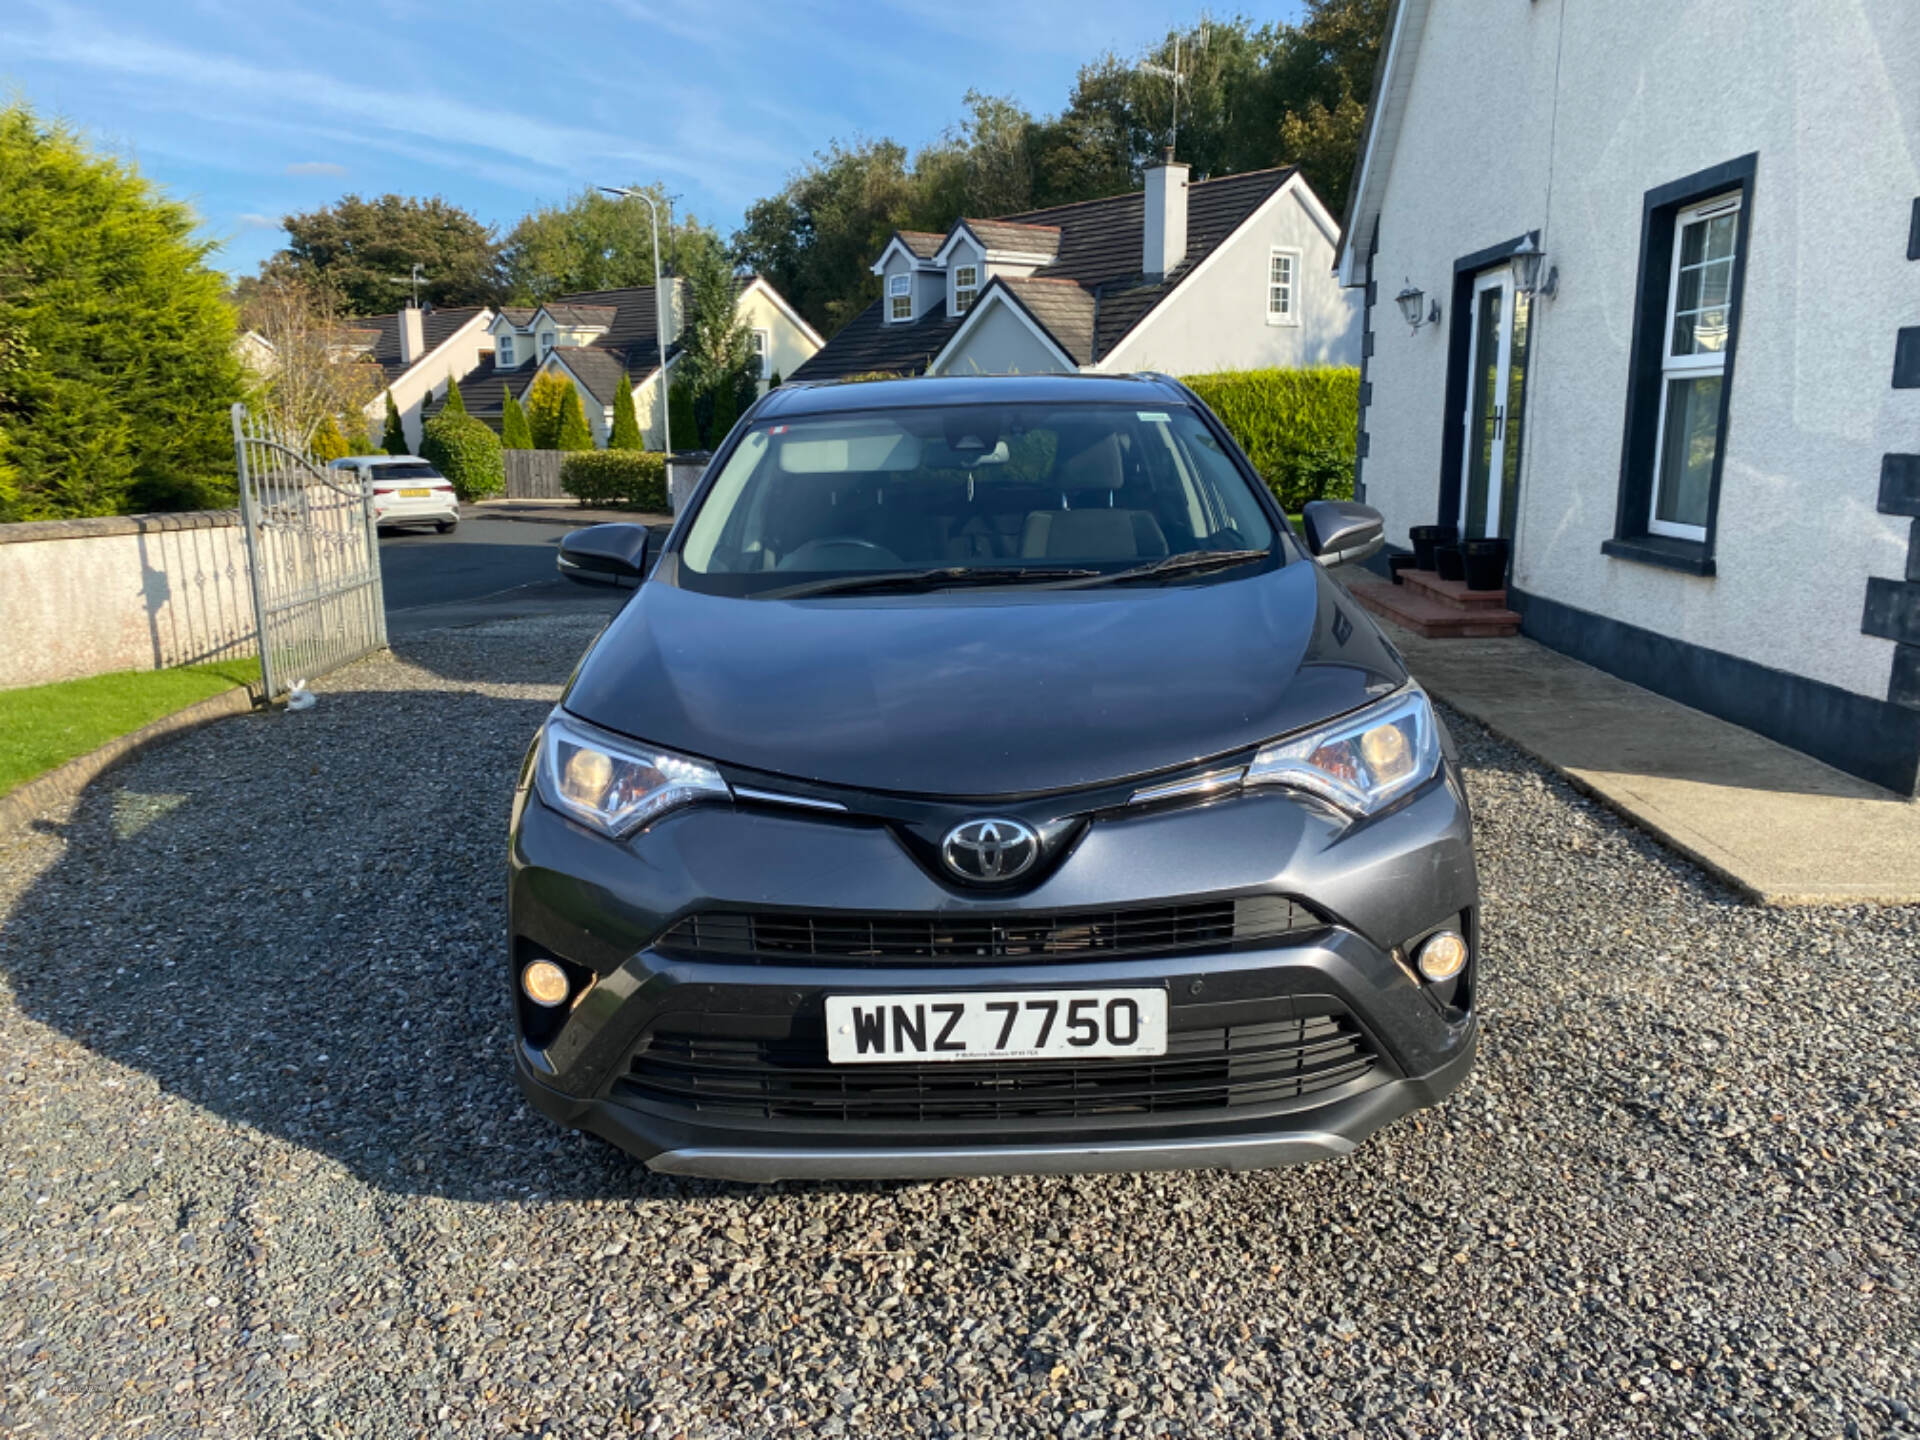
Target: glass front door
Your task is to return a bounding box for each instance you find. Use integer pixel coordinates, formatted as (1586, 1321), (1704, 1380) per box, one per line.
(1458, 266), (1530, 540)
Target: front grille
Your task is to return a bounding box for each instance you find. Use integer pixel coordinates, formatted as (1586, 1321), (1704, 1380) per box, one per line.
(654, 895), (1318, 966)
(617, 1013), (1376, 1123)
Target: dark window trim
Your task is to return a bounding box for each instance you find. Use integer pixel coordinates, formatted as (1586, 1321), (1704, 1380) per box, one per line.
(1599, 534), (1716, 577)
(1609, 152), (1758, 574)
(1436, 231), (1538, 529)
(1908, 198), (1920, 261)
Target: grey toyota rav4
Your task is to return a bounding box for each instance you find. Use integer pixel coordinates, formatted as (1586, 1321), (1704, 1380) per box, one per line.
(509, 372), (1478, 1181)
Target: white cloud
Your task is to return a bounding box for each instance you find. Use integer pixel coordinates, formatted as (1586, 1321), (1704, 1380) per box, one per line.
(284, 160), (347, 176)
(235, 212), (280, 228)
(0, 2), (768, 194)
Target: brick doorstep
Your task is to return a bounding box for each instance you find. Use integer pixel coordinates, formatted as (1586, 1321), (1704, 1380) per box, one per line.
(1346, 577), (1520, 639)
(1399, 568), (1511, 610)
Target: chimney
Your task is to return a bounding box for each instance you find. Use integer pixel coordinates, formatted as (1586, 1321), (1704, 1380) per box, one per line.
(1143, 147), (1189, 281)
(398, 304), (425, 365)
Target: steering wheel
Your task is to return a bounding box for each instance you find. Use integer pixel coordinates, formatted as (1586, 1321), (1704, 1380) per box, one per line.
(777, 536), (903, 571)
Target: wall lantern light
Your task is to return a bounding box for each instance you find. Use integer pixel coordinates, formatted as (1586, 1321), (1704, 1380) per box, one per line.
(1512, 235), (1559, 298)
(1395, 283), (1440, 333)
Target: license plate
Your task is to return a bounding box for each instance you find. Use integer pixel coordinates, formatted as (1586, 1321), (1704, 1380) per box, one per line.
(397, 487), (431, 497)
(824, 988), (1167, 1064)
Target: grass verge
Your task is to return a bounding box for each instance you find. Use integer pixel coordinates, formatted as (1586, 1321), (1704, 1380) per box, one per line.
(0, 660), (259, 798)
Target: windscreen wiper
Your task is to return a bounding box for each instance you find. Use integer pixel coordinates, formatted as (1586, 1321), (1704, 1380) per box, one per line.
(762, 565), (1100, 599)
(1053, 548), (1273, 589)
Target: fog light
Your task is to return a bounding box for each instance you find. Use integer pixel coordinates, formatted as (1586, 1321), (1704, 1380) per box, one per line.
(1416, 931), (1468, 983)
(522, 959), (572, 1007)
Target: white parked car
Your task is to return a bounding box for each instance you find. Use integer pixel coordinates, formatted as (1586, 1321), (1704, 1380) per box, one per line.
(330, 456), (460, 533)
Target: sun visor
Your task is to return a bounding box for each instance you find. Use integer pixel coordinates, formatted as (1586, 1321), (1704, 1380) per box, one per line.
(777, 424), (922, 473)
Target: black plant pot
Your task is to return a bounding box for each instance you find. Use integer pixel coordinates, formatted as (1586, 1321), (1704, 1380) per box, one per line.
(1409, 523), (1458, 571)
(1434, 544), (1467, 583)
(1387, 554), (1417, 586)
(1462, 538), (1510, 592)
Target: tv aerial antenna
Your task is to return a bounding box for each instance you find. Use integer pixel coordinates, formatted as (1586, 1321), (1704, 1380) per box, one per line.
(385, 263), (429, 307)
(1138, 17), (1208, 160)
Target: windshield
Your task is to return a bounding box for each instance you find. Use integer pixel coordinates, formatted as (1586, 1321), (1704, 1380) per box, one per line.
(677, 402), (1277, 596)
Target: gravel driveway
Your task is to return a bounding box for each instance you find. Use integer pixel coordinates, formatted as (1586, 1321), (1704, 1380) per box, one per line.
(1, 615), (1915, 1440)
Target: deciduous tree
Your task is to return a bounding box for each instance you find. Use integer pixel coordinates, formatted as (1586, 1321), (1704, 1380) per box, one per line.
(268, 194), (501, 315)
(240, 270), (384, 452)
(499, 184), (676, 303)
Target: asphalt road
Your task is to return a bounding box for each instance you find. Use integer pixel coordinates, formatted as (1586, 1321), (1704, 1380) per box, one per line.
(378, 516), (626, 634)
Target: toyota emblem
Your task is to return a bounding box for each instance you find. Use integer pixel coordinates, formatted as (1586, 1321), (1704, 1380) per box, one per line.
(941, 817), (1041, 883)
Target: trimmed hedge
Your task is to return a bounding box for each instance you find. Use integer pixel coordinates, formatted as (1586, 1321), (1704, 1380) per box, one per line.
(560, 449), (667, 511)
(1182, 367), (1359, 512)
(419, 410), (504, 500)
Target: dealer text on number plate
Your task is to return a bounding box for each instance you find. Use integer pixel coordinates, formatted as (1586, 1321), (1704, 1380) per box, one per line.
(824, 988), (1167, 1065)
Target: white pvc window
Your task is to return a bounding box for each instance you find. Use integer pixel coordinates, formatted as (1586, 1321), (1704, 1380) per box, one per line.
(888, 273), (911, 322)
(539, 330), (555, 356)
(1648, 192), (1740, 540)
(750, 328), (770, 379)
(954, 265), (979, 314)
(1267, 248), (1298, 324)
(498, 334), (515, 367)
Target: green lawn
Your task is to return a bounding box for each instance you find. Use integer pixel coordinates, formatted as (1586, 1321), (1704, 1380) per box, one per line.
(0, 659), (259, 798)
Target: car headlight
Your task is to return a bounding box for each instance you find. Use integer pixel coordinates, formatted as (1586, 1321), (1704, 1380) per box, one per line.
(535, 709), (730, 837)
(1245, 685), (1439, 816)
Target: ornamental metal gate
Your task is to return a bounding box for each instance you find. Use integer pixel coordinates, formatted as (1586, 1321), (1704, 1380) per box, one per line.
(230, 403), (388, 701)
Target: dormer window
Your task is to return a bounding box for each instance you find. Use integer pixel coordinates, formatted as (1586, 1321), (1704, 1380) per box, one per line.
(888, 274), (911, 322)
(540, 331), (555, 357)
(954, 265), (978, 314)
(499, 334), (515, 367)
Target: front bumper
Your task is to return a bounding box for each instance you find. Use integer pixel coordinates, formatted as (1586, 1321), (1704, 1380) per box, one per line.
(508, 758), (1480, 1181)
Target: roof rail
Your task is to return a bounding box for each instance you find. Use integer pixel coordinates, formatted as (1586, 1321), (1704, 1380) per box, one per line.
(1130, 371), (1197, 399)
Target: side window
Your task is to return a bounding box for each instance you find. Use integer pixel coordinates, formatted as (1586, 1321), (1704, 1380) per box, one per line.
(954, 265), (979, 314)
(888, 274), (912, 322)
(1266, 248), (1298, 324)
(1606, 154), (1754, 573)
(750, 329), (770, 378)
(498, 334), (515, 367)
(1649, 194), (1740, 540)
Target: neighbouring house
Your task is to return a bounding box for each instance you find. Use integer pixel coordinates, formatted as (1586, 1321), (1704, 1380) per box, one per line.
(419, 276), (823, 448)
(345, 304), (497, 452)
(788, 155), (1359, 384)
(1335, 0), (1920, 792)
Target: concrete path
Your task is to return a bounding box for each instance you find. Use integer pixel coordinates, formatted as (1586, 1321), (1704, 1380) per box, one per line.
(1375, 618), (1920, 905)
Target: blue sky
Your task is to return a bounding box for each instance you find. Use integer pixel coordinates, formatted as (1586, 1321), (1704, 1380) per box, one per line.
(0, 0), (1295, 280)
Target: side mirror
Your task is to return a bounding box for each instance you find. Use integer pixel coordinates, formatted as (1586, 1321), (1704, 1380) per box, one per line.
(1301, 501), (1386, 568)
(557, 522), (651, 588)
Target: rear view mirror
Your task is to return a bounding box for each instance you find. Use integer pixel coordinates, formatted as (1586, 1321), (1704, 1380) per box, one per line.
(1301, 501), (1386, 568)
(558, 523), (651, 588)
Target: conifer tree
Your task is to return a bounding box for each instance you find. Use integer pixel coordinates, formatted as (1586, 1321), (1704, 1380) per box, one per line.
(501, 388), (533, 449)
(554, 383), (593, 451)
(524, 370), (569, 449)
(381, 390), (407, 454)
(667, 378), (697, 453)
(608, 371), (644, 450)
(441, 373), (467, 415)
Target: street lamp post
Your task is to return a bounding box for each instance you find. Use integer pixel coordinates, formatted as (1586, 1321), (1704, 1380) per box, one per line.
(598, 186), (672, 459)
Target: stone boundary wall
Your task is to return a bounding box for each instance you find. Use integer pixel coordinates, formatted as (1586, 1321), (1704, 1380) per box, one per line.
(0, 511), (258, 690)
